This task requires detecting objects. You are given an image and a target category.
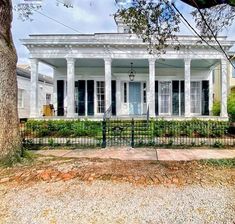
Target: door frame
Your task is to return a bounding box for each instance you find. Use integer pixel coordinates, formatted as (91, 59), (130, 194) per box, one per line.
(128, 81), (142, 115)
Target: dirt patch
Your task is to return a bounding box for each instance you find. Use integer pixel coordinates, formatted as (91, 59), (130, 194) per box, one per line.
(0, 156), (234, 187)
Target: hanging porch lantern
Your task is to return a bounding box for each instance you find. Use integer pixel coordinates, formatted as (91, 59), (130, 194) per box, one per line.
(129, 62), (136, 81)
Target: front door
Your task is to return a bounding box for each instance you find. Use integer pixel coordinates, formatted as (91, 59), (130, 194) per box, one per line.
(129, 82), (141, 115)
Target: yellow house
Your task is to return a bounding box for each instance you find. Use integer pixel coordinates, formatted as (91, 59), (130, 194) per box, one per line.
(213, 57), (235, 102)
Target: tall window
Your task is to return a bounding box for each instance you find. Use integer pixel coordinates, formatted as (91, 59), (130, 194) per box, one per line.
(97, 81), (105, 113)
(46, 94), (51, 105)
(191, 81), (201, 114)
(160, 82), (171, 114)
(143, 82), (147, 103)
(18, 89), (24, 108)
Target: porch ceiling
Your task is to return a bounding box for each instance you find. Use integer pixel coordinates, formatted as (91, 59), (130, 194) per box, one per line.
(40, 58), (219, 69)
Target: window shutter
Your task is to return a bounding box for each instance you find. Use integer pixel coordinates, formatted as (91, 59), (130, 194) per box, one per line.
(202, 80), (209, 115)
(155, 81), (158, 115)
(180, 81), (185, 116)
(57, 80), (64, 116)
(87, 80), (94, 116)
(112, 80), (116, 115)
(78, 80), (86, 116)
(172, 81), (180, 116)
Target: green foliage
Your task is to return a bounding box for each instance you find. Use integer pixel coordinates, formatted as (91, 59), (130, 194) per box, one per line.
(228, 92), (235, 122)
(213, 140), (224, 148)
(153, 119), (229, 138)
(25, 120), (103, 138)
(0, 149), (35, 167)
(212, 101), (221, 116)
(202, 158), (235, 168)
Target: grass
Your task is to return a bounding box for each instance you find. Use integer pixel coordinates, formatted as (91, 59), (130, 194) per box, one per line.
(0, 149), (37, 168)
(201, 158), (235, 168)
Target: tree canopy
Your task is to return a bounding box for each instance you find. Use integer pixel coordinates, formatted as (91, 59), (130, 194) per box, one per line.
(115, 0), (235, 53)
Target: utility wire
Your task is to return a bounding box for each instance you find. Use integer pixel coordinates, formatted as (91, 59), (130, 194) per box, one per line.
(190, 0), (235, 69)
(34, 5), (222, 71)
(35, 10), (81, 33)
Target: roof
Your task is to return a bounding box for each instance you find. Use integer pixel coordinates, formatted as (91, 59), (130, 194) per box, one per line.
(17, 66), (53, 84)
(21, 33), (235, 52)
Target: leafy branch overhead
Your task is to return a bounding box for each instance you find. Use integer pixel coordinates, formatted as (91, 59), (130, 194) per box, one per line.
(116, 0), (235, 53)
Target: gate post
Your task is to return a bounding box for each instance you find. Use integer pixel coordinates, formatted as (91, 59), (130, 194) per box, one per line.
(102, 118), (107, 148)
(131, 118), (134, 148)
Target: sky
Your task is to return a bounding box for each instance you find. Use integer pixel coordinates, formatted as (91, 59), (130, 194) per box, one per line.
(12, 0), (235, 76)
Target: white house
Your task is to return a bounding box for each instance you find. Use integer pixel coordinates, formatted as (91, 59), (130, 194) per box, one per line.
(21, 18), (234, 120)
(17, 66), (53, 119)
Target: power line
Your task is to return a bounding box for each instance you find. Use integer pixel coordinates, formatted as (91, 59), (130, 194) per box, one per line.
(190, 0), (235, 69)
(35, 10), (81, 33)
(33, 5), (225, 71)
(166, 1), (220, 53)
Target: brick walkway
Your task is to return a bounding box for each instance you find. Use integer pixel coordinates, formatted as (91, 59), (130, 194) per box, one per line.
(33, 148), (235, 161)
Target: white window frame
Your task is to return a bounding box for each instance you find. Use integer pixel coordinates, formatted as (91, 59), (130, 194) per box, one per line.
(159, 81), (172, 116)
(190, 81), (201, 115)
(96, 81), (105, 115)
(18, 89), (24, 109)
(46, 93), (52, 105)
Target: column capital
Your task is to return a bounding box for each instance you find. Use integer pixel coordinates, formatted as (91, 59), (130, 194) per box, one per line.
(184, 58), (191, 65)
(104, 58), (112, 64)
(66, 57), (76, 64)
(30, 58), (39, 64)
(221, 58), (227, 65)
(148, 58), (156, 64)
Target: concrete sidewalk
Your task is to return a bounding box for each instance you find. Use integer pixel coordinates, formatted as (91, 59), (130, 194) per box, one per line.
(33, 148), (235, 161)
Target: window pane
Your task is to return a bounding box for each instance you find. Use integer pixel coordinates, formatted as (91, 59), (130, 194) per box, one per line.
(160, 82), (171, 114)
(190, 81), (200, 114)
(97, 81), (105, 113)
(18, 89), (23, 108)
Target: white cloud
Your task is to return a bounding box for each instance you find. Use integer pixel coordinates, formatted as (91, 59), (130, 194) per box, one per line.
(11, 0), (235, 74)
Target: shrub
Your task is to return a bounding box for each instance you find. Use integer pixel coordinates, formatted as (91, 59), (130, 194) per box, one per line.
(212, 93), (235, 121)
(212, 101), (221, 116)
(228, 93), (235, 122)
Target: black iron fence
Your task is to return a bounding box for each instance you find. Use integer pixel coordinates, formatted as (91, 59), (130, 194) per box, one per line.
(20, 119), (235, 148)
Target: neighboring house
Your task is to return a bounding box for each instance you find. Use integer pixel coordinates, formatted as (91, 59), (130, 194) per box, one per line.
(17, 66), (53, 119)
(21, 17), (234, 120)
(213, 55), (235, 103)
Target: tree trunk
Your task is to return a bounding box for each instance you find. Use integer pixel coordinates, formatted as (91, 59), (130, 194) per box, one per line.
(0, 0), (21, 161)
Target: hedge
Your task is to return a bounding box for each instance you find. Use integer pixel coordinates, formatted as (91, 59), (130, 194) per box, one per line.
(22, 119), (230, 138)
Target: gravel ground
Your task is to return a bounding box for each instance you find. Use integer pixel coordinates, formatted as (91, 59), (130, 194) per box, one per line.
(0, 180), (234, 224)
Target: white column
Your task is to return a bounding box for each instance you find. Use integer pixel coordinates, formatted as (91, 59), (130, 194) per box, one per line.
(116, 78), (121, 116)
(52, 68), (57, 115)
(209, 70), (213, 115)
(148, 58), (156, 117)
(30, 58), (39, 118)
(66, 58), (75, 118)
(104, 58), (112, 111)
(184, 58), (191, 117)
(220, 59), (228, 118)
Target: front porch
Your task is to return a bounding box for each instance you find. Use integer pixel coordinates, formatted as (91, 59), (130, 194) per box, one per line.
(29, 57), (228, 120)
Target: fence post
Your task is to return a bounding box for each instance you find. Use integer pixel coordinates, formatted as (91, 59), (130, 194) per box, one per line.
(131, 118), (134, 148)
(102, 118), (107, 148)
